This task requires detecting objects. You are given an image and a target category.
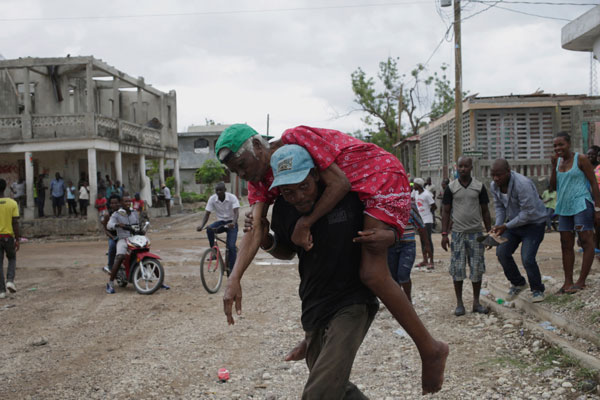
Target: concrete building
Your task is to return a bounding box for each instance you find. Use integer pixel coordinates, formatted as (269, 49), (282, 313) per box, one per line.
(0, 56), (179, 221)
(418, 94), (600, 188)
(178, 124), (246, 197)
(562, 6), (600, 64)
(394, 135), (420, 179)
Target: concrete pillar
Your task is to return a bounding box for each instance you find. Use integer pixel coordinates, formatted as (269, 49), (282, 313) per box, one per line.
(22, 68), (32, 140)
(88, 148), (98, 213)
(24, 152), (34, 220)
(159, 157), (165, 186)
(86, 61), (95, 137)
(114, 151), (122, 184)
(139, 154), (152, 207)
(112, 77), (120, 118)
(173, 158), (181, 202)
(136, 87), (143, 124)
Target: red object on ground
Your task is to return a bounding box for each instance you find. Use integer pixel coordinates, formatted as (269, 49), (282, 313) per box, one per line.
(218, 368), (230, 382)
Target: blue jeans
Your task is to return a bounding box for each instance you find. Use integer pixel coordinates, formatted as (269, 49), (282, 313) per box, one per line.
(387, 241), (416, 284)
(496, 222), (545, 292)
(207, 220), (238, 272)
(108, 237), (117, 268)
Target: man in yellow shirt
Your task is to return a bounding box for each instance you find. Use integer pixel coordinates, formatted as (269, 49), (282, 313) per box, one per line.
(0, 179), (20, 299)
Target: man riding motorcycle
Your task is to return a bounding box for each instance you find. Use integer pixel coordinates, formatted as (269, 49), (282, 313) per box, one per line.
(106, 194), (139, 294)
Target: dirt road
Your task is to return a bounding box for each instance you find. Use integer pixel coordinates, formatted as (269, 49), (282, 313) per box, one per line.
(0, 213), (598, 399)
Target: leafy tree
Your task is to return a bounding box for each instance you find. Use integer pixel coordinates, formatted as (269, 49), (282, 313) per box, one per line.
(351, 58), (464, 145)
(195, 159), (227, 194)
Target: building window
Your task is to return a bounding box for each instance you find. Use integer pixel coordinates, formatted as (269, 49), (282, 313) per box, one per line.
(194, 138), (210, 154)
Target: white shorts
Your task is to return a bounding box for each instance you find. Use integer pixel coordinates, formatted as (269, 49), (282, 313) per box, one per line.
(116, 238), (129, 256)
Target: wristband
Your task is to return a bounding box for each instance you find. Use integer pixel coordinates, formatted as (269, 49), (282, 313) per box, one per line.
(260, 233), (277, 252)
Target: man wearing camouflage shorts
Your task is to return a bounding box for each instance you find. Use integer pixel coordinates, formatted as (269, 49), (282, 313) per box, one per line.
(441, 157), (492, 316)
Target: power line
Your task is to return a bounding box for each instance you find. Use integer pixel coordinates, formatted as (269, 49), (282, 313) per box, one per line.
(0, 2), (432, 22)
(471, 0), (598, 5)
(493, 4), (572, 20)
(462, 0), (504, 21)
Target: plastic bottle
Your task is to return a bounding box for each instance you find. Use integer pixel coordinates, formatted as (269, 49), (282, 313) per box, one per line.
(496, 298), (505, 305)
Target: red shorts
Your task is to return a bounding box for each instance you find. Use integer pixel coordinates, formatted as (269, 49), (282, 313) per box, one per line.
(358, 171), (411, 235)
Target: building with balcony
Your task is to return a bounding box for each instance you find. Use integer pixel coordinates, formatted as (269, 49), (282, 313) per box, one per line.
(0, 56), (179, 220)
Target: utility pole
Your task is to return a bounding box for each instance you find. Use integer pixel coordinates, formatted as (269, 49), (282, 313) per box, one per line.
(396, 84), (403, 158)
(453, 0), (463, 162)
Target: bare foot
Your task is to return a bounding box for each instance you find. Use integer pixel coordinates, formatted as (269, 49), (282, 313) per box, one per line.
(422, 340), (449, 394)
(284, 339), (308, 361)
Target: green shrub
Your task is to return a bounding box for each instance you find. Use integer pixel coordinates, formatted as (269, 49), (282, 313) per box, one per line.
(181, 191), (209, 203)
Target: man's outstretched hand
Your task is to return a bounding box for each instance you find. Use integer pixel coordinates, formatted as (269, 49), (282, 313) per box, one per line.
(223, 278), (243, 325)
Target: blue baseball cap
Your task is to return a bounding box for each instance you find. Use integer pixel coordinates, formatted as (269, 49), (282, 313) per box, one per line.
(269, 145), (315, 190)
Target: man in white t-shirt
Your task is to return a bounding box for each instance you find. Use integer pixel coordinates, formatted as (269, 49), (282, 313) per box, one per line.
(197, 182), (240, 274)
(414, 178), (436, 269)
(161, 184), (172, 217)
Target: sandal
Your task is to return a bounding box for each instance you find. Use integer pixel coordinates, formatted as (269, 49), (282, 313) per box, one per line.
(564, 284), (585, 294)
(555, 287), (567, 295)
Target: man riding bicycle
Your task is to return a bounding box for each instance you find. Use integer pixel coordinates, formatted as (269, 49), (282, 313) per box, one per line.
(197, 182), (240, 274)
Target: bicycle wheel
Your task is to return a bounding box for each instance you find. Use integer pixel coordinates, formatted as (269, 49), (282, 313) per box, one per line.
(200, 248), (224, 294)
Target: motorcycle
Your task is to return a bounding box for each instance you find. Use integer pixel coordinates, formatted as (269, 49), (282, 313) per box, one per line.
(115, 222), (165, 295)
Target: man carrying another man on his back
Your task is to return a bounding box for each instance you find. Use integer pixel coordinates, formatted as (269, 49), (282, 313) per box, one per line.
(490, 159), (548, 303)
(197, 182), (240, 275)
(250, 145), (379, 399)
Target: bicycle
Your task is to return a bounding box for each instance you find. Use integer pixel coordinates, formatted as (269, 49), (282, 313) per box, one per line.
(199, 227), (233, 294)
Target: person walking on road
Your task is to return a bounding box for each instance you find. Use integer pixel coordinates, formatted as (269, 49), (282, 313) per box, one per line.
(0, 179), (20, 299)
(197, 182), (240, 275)
(490, 159), (548, 303)
(550, 132), (600, 294)
(441, 157), (492, 316)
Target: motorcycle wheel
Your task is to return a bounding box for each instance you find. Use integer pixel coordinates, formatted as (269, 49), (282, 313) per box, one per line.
(200, 248), (224, 294)
(132, 258), (164, 295)
(116, 269), (128, 287)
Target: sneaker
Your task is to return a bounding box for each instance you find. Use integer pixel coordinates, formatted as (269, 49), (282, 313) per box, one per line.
(532, 291), (545, 303)
(6, 281), (16, 293)
(102, 266), (111, 274)
(0, 292), (5, 299)
(506, 284), (527, 300)
(106, 282), (115, 294)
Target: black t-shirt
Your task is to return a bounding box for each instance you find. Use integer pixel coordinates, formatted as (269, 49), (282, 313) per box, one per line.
(271, 192), (378, 331)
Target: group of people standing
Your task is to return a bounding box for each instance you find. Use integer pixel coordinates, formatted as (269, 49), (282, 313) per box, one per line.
(31, 172), (90, 218)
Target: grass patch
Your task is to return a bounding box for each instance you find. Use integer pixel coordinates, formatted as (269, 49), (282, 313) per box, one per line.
(590, 311), (600, 324)
(576, 367), (598, 381)
(477, 356), (529, 370)
(534, 347), (579, 371)
(571, 300), (586, 311)
(543, 294), (575, 306)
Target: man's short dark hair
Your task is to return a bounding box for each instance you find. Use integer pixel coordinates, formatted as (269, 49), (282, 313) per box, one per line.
(0, 179), (6, 192)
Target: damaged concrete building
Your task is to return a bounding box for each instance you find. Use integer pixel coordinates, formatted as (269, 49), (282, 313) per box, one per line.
(0, 56), (179, 221)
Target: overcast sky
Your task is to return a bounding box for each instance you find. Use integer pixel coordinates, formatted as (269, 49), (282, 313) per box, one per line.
(0, 0), (597, 137)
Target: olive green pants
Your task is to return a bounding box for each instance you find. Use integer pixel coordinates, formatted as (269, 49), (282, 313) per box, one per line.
(302, 304), (376, 400)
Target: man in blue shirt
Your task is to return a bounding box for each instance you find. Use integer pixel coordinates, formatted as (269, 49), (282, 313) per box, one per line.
(50, 172), (65, 218)
(490, 159), (548, 303)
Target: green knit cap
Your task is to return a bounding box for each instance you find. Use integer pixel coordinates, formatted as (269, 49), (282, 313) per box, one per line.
(215, 124), (259, 161)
